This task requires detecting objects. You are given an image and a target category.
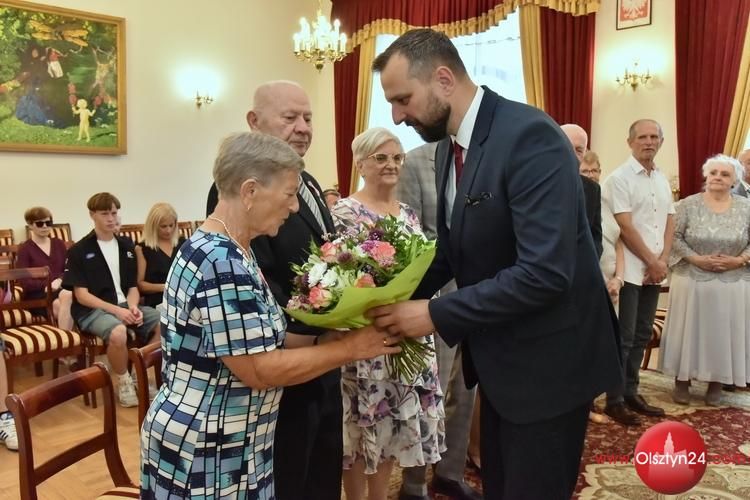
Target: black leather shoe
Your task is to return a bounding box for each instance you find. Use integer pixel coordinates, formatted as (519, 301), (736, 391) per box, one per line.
(398, 492), (430, 500)
(432, 475), (483, 500)
(625, 394), (665, 417)
(604, 403), (641, 426)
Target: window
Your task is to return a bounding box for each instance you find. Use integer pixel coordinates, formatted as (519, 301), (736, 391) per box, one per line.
(366, 10), (525, 157)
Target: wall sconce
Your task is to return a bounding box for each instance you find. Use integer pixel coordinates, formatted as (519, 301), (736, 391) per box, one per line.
(615, 62), (652, 91)
(195, 92), (214, 109)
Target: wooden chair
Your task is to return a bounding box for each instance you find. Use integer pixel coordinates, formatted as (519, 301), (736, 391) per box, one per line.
(118, 224), (144, 245)
(24, 222), (73, 243)
(5, 363), (139, 500)
(128, 342), (162, 426)
(0, 229), (15, 269)
(177, 221), (195, 240)
(1, 267), (85, 393)
(642, 307), (668, 370)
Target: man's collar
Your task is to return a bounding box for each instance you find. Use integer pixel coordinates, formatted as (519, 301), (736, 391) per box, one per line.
(627, 155), (658, 174)
(451, 86), (484, 149)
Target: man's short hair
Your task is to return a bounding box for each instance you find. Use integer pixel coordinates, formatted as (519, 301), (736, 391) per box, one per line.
(24, 206), (52, 224)
(87, 192), (121, 212)
(628, 119), (663, 141)
(372, 28), (467, 81)
(322, 188), (340, 197)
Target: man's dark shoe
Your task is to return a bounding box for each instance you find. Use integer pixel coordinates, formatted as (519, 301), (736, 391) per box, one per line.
(432, 475), (483, 500)
(604, 403), (641, 426)
(398, 492), (430, 500)
(625, 394), (665, 417)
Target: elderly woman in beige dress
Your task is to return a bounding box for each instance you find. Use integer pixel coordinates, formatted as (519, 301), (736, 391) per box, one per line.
(659, 154), (750, 406)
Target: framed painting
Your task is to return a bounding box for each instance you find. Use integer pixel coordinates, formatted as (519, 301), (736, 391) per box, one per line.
(616, 0), (652, 30)
(0, 0), (125, 154)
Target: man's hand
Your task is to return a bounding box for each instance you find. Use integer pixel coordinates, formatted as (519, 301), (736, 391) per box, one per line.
(113, 306), (138, 324)
(367, 300), (435, 338)
(643, 257), (668, 284)
(130, 306), (144, 326)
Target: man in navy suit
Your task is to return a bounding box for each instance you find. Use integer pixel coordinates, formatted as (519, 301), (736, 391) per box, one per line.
(369, 29), (622, 499)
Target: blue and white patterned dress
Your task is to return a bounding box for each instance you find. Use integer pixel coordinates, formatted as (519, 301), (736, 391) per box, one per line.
(141, 230), (286, 499)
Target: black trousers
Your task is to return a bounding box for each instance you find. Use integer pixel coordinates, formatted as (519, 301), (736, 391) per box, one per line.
(273, 370), (343, 500)
(480, 391), (589, 500)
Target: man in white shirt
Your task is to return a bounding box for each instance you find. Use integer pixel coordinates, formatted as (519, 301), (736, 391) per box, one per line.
(605, 119), (675, 421)
(734, 149), (750, 197)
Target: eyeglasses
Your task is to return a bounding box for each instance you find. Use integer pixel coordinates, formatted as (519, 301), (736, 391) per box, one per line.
(367, 153), (405, 167)
(580, 168), (601, 175)
(32, 220), (54, 228)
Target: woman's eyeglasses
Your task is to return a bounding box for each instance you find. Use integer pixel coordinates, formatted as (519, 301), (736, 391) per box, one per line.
(367, 153), (405, 167)
(33, 220), (54, 228)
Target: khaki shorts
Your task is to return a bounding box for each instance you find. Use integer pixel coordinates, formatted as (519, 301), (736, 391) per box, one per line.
(77, 303), (160, 343)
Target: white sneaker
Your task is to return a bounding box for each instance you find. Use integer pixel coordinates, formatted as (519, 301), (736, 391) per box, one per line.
(117, 373), (138, 408)
(0, 412), (18, 451)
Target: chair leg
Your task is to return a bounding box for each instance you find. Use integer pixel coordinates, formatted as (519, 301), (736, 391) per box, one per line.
(34, 361), (43, 377)
(6, 357), (14, 395)
(52, 358), (60, 379)
(642, 348), (652, 370)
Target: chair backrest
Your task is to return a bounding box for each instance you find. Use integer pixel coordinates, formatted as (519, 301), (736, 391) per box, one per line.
(128, 342), (163, 425)
(0, 244), (18, 270)
(118, 224), (144, 245)
(5, 363), (134, 500)
(0, 267), (52, 326)
(25, 223), (73, 243)
(0, 228), (14, 246)
(177, 221), (195, 240)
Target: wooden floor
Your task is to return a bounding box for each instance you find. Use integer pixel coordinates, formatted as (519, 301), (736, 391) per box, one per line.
(0, 361), (143, 500)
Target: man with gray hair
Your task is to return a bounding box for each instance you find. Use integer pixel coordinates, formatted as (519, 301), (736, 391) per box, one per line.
(206, 81), (341, 500)
(734, 148), (750, 197)
(605, 119), (674, 423)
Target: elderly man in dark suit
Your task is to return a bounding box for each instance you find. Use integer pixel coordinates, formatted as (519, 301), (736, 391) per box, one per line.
(369, 29), (622, 499)
(397, 142), (481, 500)
(206, 80), (341, 500)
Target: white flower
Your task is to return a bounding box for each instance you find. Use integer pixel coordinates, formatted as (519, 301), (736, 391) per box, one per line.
(307, 262), (328, 287)
(320, 269), (339, 288)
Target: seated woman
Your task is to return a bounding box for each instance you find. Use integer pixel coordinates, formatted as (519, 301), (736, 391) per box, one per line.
(134, 203), (185, 311)
(331, 127), (444, 500)
(140, 132), (401, 499)
(659, 155), (750, 406)
(16, 206), (73, 329)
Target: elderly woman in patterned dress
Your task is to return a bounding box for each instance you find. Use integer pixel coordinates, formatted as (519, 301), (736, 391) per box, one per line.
(331, 127), (445, 500)
(140, 132), (402, 500)
(659, 155), (750, 406)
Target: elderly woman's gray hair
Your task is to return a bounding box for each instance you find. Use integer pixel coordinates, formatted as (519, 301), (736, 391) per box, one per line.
(351, 127), (403, 163)
(213, 132), (304, 197)
(701, 154), (744, 185)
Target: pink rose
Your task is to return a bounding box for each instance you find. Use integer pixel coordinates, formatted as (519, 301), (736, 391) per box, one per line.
(308, 285), (333, 309)
(367, 241), (396, 267)
(320, 242), (338, 263)
(354, 273), (376, 288)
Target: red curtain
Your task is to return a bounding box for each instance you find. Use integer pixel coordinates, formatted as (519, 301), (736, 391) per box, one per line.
(540, 8), (596, 139)
(333, 45), (360, 196)
(675, 0), (750, 197)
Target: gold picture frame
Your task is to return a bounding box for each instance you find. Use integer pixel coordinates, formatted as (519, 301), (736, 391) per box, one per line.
(0, 0), (126, 154)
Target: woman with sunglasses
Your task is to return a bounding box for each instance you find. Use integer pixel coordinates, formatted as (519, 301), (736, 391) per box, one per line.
(331, 127), (445, 500)
(16, 206), (73, 329)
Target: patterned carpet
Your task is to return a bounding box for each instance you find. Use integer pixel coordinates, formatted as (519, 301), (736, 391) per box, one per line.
(386, 371), (750, 499)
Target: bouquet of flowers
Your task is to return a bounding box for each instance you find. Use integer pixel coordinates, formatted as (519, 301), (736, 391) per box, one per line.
(285, 216), (436, 381)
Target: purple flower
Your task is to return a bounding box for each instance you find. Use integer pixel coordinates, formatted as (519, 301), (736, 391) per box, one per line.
(368, 228), (385, 241)
(337, 251), (353, 264)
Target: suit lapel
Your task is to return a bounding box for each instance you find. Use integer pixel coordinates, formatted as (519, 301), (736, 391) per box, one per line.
(435, 138), (452, 231)
(449, 87), (498, 255)
(296, 171), (333, 237)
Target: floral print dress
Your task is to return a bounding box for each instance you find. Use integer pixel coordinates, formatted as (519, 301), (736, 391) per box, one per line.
(330, 197), (445, 474)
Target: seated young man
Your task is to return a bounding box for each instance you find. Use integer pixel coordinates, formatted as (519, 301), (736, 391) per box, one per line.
(64, 192), (160, 407)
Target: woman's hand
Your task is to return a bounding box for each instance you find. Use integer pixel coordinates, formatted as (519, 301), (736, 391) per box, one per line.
(605, 278), (621, 304)
(712, 254), (745, 272)
(51, 278), (62, 291)
(687, 254), (720, 272)
(342, 325), (402, 361)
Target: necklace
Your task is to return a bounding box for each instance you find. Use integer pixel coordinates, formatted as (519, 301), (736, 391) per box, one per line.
(207, 215), (252, 261)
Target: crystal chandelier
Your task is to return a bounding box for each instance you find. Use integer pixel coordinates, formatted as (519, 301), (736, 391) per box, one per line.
(292, 0), (347, 71)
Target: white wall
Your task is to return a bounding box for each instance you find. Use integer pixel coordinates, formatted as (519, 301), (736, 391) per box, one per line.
(591, 0), (678, 186)
(1, 0), (338, 240)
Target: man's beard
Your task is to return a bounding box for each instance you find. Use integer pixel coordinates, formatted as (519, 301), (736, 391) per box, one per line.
(406, 93), (450, 143)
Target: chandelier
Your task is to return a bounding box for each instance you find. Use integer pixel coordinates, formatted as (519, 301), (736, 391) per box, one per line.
(615, 62), (652, 91)
(292, 0), (348, 71)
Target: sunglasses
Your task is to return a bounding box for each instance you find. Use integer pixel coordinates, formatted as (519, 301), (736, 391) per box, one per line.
(367, 153), (405, 167)
(32, 220), (54, 228)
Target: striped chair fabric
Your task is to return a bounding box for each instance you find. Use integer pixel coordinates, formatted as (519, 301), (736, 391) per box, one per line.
(118, 224), (144, 244)
(1, 324), (83, 356)
(177, 221), (195, 240)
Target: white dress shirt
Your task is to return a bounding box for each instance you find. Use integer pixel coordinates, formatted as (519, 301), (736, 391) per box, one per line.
(445, 86), (484, 228)
(609, 155), (675, 285)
